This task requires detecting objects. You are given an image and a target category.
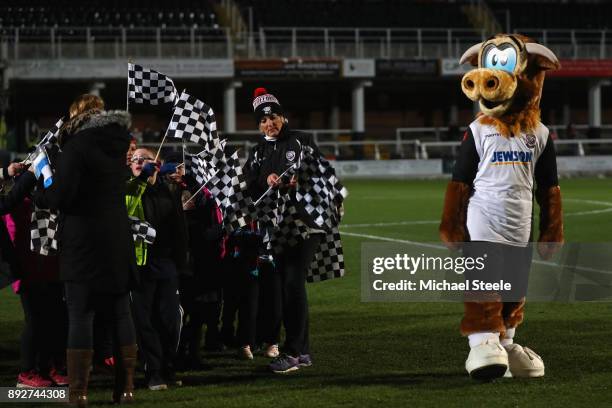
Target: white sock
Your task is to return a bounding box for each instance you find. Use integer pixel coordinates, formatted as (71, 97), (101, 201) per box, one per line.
(501, 327), (516, 347)
(468, 332), (500, 348)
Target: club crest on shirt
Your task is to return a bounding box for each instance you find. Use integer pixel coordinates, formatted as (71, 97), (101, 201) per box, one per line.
(525, 133), (536, 149)
(286, 150), (296, 161)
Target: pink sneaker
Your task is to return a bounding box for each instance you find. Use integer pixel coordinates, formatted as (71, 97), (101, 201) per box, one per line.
(16, 370), (54, 388)
(49, 368), (68, 386)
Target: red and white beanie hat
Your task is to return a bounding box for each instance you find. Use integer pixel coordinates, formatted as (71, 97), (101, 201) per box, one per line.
(252, 87), (283, 123)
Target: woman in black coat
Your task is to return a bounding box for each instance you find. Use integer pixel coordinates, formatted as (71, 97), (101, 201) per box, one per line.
(244, 88), (323, 373)
(34, 95), (138, 406)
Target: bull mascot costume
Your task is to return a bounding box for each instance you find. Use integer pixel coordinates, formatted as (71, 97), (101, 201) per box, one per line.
(440, 34), (564, 380)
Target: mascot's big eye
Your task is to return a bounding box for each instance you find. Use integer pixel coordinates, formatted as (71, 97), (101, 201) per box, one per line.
(483, 45), (517, 74)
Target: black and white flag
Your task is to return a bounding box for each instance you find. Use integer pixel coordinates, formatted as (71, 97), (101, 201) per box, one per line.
(168, 92), (219, 148)
(262, 146), (347, 282)
(296, 146), (348, 230)
(128, 63), (178, 105)
(129, 216), (156, 244)
(30, 206), (59, 256)
(205, 151), (251, 232)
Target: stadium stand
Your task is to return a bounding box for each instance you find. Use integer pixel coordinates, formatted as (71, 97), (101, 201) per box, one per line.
(235, 0), (472, 29)
(0, 1), (219, 29)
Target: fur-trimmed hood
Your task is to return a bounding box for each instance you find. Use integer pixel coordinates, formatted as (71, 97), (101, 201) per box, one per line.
(63, 110), (131, 137)
(60, 109), (132, 160)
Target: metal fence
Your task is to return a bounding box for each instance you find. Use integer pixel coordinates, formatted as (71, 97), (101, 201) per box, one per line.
(2, 26), (612, 60)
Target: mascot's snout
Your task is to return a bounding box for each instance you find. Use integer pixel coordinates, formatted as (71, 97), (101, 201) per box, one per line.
(461, 68), (517, 116)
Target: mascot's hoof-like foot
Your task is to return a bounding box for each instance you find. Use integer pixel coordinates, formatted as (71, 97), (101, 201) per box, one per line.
(504, 344), (545, 378)
(466, 338), (508, 381)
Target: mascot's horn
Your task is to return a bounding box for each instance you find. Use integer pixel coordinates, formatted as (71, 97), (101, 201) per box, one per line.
(525, 43), (560, 66)
(459, 42), (482, 66)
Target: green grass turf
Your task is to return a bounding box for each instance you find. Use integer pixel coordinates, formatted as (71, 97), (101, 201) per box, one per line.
(1, 178), (612, 407)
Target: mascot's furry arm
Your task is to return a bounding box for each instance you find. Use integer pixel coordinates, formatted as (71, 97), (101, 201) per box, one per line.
(534, 137), (564, 259)
(440, 181), (471, 249)
(439, 129), (478, 249)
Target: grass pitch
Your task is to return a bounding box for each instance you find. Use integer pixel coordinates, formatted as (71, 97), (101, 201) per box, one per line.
(1, 178), (612, 407)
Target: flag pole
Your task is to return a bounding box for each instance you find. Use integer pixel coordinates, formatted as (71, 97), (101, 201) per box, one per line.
(253, 165), (295, 206)
(126, 59), (132, 112)
(153, 88), (185, 163)
(182, 186), (205, 206)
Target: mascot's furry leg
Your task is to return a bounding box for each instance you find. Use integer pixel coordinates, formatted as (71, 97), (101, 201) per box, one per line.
(461, 295), (509, 380)
(441, 181), (510, 380)
(499, 186), (563, 378)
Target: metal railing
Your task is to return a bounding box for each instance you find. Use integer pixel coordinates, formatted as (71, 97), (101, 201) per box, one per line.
(139, 135), (612, 162)
(3, 26), (612, 60)
(139, 138), (612, 161)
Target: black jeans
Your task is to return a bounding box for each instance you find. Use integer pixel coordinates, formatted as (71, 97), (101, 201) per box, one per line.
(130, 261), (181, 373)
(256, 261), (282, 346)
(64, 282), (135, 350)
(274, 234), (321, 357)
(179, 285), (222, 358)
(228, 253), (281, 348)
(20, 282), (67, 372)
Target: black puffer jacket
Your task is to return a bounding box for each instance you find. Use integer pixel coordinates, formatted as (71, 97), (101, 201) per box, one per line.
(141, 179), (188, 272)
(34, 110), (138, 294)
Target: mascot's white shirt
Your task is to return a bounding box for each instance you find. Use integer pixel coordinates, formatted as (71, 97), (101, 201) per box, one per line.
(466, 120), (549, 246)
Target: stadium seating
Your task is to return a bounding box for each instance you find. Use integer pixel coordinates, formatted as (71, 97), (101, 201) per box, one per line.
(0, 1), (218, 28)
(1, 0), (608, 32)
(235, 0), (472, 28)
(488, 1), (611, 30)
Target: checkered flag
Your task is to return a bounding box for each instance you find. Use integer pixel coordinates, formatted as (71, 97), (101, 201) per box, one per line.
(24, 118), (63, 165)
(268, 195), (310, 252)
(205, 151), (252, 232)
(267, 200), (345, 282)
(128, 63), (178, 105)
(168, 91), (219, 148)
(129, 216), (156, 244)
(184, 145), (226, 186)
(296, 146), (348, 230)
(184, 152), (212, 186)
(30, 206), (59, 256)
(264, 147), (346, 282)
(308, 226), (345, 282)
(252, 189), (281, 227)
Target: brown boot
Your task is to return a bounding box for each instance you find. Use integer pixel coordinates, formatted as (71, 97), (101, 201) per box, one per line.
(113, 344), (138, 404)
(67, 349), (93, 407)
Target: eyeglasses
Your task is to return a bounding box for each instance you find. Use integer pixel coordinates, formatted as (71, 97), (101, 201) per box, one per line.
(131, 156), (154, 164)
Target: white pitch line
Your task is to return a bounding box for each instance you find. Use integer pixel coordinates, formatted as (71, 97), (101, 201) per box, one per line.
(565, 198), (612, 207)
(343, 198), (612, 226)
(339, 231), (445, 250)
(342, 220), (439, 228)
(565, 208), (612, 216)
(340, 231), (612, 275)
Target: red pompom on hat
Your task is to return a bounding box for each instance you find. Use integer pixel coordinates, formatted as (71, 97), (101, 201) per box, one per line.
(253, 87), (268, 98)
(252, 87), (283, 123)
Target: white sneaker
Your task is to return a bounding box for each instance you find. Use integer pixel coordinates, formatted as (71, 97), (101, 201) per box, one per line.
(465, 337), (509, 380)
(264, 344), (279, 358)
(504, 343), (545, 378)
(239, 345), (254, 360)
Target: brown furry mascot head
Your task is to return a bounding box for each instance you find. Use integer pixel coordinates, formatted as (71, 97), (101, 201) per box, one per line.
(460, 34), (560, 137)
